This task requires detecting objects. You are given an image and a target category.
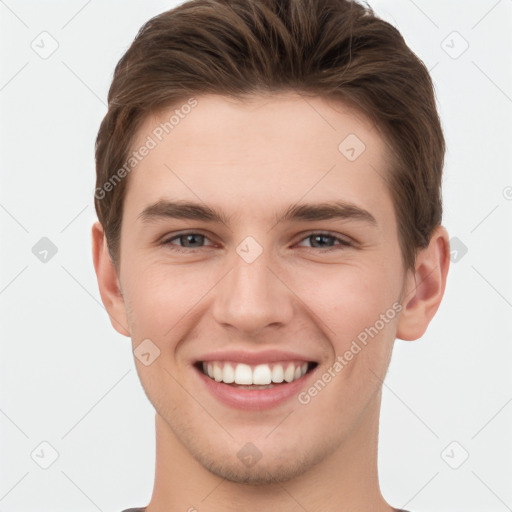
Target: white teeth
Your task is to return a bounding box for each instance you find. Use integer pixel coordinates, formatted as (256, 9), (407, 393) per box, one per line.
(253, 364), (272, 385)
(271, 364), (284, 383)
(223, 363), (235, 383)
(234, 363), (253, 385)
(201, 361), (311, 385)
(284, 363), (295, 383)
(213, 363), (223, 382)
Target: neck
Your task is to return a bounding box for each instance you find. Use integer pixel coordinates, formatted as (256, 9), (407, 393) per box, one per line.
(146, 392), (394, 512)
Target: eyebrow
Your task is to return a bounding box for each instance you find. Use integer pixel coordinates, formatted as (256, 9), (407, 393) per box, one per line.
(137, 199), (377, 227)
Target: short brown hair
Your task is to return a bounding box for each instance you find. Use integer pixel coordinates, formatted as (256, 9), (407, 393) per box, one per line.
(94, 0), (445, 272)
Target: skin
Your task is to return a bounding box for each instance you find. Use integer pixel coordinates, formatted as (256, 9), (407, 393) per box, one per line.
(92, 92), (450, 512)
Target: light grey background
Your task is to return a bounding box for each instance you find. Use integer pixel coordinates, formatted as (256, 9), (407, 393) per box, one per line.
(1, 1), (511, 511)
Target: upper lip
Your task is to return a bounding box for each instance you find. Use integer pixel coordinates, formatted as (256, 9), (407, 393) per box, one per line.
(195, 349), (319, 365)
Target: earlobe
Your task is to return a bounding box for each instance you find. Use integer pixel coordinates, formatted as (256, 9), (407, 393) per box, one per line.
(91, 221), (131, 337)
(396, 225), (450, 341)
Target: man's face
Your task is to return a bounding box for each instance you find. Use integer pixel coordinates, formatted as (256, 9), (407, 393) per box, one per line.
(115, 93), (410, 484)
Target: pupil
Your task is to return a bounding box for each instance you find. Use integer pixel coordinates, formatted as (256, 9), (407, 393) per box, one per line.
(313, 235), (331, 247)
(184, 234), (203, 247)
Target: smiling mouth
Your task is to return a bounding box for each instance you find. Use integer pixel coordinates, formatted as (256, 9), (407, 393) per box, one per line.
(194, 360), (318, 389)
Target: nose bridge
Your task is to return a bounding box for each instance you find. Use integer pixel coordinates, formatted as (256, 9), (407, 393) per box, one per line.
(212, 238), (293, 334)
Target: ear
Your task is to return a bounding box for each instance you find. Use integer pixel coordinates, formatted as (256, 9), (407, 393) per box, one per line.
(91, 221), (131, 337)
(396, 225), (450, 341)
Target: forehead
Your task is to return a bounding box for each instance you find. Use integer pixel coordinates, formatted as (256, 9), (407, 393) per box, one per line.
(125, 92), (394, 225)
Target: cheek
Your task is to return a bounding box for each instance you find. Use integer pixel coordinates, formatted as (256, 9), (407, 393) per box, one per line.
(122, 244), (403, 348)
(288, 261), (399, 340)
(122, 261), (206, 337)
(292, 262), (401, 401)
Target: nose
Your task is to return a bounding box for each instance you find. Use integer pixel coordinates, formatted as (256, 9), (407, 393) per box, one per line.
(212, 245), (295, 337)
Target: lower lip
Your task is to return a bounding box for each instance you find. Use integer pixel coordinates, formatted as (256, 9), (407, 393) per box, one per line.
(196, 365), (317, 410)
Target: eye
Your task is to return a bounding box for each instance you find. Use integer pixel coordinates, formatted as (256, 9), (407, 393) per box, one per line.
(296, 232), (353, 251)
(161, 231), (352, 253)
(161, 232), (215, 253)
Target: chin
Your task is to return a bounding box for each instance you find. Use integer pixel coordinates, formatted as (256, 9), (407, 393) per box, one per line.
(196, 452), (314, 485)
(184, 435), (331, 486)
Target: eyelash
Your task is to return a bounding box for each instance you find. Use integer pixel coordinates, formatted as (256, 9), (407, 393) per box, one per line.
(160, 231), (353, 253)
